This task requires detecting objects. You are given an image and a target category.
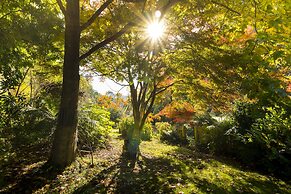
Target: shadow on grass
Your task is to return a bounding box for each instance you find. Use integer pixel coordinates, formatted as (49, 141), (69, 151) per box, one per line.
(0, 141), (64, 193)
(2, 140), (289, 194)
(169, 146), (291, 194)
(73, 145), (291, 194)
(73, 150), (230, 194)
(2, 162), (63, 194)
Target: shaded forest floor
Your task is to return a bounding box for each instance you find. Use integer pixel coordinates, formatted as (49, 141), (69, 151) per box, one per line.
(1, 133), (290, 194)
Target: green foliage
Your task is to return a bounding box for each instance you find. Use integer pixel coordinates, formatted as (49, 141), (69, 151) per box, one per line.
(0, 94), (25, 129)
(160, 129), (182, 145)
(222, 103), (291, 178)
(14, 106), (55, 145)
(233, 102), (264, 133)
(118, 117), (153, 141)
(246, 106), (291, 177)
(155, 122), (173, 135)
(78, 105), (114, 150)
(0, 95), (56, 163)
(142, 122), (153, 141)
(191, 120), (234, 155)
(118, 117), (134, 139)
(160, 102), (290, 178)
(108, 107), (123, 123)
(159, 123), (189, 145)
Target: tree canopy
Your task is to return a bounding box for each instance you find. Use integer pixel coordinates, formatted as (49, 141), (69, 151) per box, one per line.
(0, 0), (290, 192)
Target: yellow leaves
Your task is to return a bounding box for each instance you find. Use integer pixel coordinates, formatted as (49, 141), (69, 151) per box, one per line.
(266, 27), (277, 35)
(236, 25), (256, 44)
(157, 77), (174, 88)
(217, 25), (257, 47)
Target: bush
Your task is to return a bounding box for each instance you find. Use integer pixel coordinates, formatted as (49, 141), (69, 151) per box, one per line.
(142, 122), (153, 141)
(78, 105), (114, 150)
(233, 101), (264, 133)
(155, 122), (172, 137)
(191, 120), (234, 154)
(228, 103), (291, 178)
(159, 123), (189, 145)
(248, 106), (291, 177)
(14, 106), (55, 145)
(118, 117), (153, 141)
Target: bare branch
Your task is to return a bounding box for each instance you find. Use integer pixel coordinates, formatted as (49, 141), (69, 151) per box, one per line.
(56, 0), (66, 15)
(81, 0), (113, 31)
(110, 79), (130, 87)
(211, 0), (241, 15)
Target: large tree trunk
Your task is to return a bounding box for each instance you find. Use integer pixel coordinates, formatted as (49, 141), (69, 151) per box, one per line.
(124, 121), (141, 161)
(49, 0), (80, 168)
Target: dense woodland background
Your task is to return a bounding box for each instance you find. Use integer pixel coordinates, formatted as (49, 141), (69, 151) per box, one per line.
(0, 0), (290, 193)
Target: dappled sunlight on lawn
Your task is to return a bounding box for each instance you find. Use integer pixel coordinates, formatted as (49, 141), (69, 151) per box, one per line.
(140, 140), (291, 194)
(1, 138), (290, 193)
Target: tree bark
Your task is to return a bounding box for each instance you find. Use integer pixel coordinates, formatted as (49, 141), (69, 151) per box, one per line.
(124, 119), (142, 161)
(49, 0), (80, 168)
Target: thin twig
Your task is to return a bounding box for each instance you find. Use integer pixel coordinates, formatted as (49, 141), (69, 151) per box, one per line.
(211, 0), (241, 15)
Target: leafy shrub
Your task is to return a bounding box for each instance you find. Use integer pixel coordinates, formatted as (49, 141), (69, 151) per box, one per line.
(0, 93), (56, 146)
(155, 122), (172, 137)
(142, 122), (153, 141)
(247, 106), (291, 177)
(0, 94), (26, 129)
(118, 117), (153, 141)
(14, 106), (56, 145)
(191, 120), (234, 154)
(78, 105), (114, 150)
(160, 129), (183, 145)
(226, 103), (291, 178)
(118, 117), (134, 138)
(159, 123), (189, 145)
(233, 102), (264, 133)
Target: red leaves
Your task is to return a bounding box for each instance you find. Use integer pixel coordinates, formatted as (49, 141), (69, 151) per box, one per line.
(157, 102), (195, 123)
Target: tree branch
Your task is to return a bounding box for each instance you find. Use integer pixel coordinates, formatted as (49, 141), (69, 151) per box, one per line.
(138, 83), (148, 106)
(81, 0), (113, 31)
(155, 82), (174, 95)
(79, 22), (135, 61)
(211, 0), (241, 15)
(141, 85), (157, 125)
(79, 0), (180, 61)
(0, 9), (22, 20)
(56, 0), (66, 15)
(158, 0), (180, 18)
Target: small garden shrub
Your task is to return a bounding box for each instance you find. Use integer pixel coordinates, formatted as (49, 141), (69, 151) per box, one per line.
(159, 123), (189, 145)
(78, 105), (114, 150)
(228, 103), (291, 178)
(247, 106), (291, 177)
(118, 117), (153, 141)
(155, 122), (172, 137)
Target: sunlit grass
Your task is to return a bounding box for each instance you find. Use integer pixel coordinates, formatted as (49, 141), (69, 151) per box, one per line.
(140, 139), (291, 194)
(2, 137), (290, 193)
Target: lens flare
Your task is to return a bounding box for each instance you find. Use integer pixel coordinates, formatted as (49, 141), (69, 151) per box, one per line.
(146, 21), (165, 41)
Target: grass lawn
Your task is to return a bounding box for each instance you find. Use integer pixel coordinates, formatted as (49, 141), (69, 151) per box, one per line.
(1, 136), (290, 193)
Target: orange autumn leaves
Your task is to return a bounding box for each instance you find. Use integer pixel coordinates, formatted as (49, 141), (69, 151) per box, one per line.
(157, 101), (196, 123)
(218, 25), (256, 46)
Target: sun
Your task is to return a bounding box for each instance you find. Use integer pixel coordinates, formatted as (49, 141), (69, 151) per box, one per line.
(145, 10), (165, 41)
(146, 21), (165, 40)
